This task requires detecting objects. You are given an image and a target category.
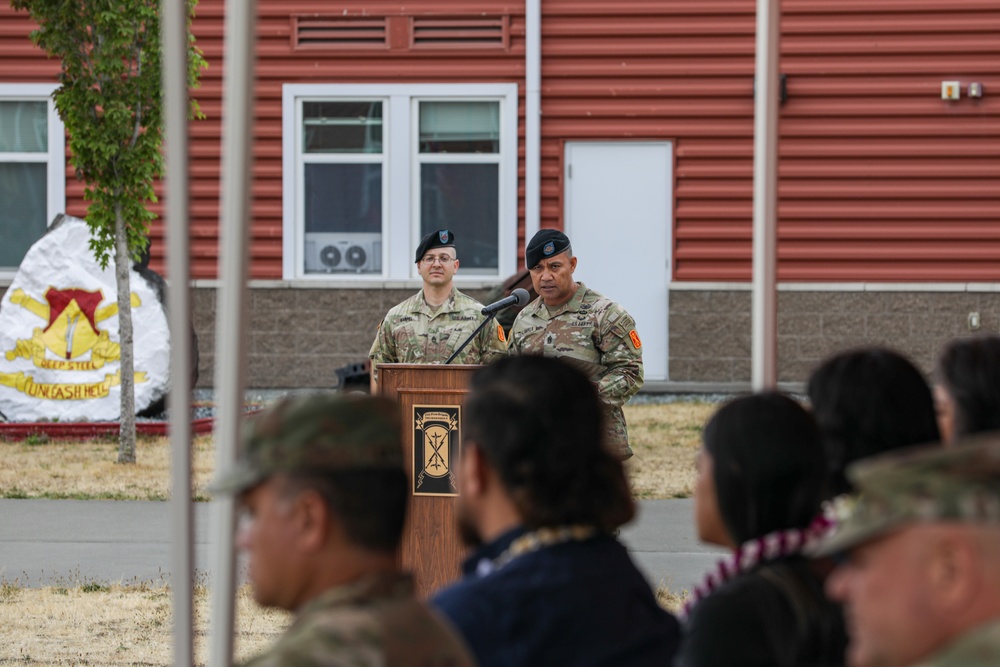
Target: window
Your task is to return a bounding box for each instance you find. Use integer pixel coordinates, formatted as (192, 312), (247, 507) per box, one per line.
(0, 84), (65, 274)
(282, 83), (517, 281)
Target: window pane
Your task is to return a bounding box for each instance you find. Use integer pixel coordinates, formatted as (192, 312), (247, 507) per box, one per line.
(421, 163), (498, 271)
(0, 101), (47, 153)
(303, 101), (382, 154)
(0, 163), (47, 267)
(419, 102), (499, 154)
(303, 163), (382, 274)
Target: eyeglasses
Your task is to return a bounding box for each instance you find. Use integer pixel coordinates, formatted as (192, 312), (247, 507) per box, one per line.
(420, 254), (457, 265)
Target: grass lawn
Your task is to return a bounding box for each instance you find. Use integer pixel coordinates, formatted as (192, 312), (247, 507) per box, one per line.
(0, 402), (714, 502)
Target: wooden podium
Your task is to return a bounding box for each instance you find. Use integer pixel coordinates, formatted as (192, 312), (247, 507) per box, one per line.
(377, 363), (478, 596)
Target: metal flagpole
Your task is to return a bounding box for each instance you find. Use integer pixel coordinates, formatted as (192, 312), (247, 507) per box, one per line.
(525, 0), (542, 242)
(163, 0), (193, 665)
(751, 0), (780, 390)
(208, 0), (258, 665)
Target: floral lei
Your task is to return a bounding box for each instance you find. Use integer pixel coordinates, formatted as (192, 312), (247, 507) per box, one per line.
(681, 495), (854, 619)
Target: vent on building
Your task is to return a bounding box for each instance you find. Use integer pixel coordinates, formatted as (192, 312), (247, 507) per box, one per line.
(292, 16), (388, 49)
(411, 17), (508, 49)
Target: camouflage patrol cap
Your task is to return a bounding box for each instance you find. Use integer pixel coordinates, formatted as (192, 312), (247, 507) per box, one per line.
(525, 229), (571, 269)
(414, 229), (456, 263)
(210, 393), (403, 495)
(815, 433), (1000, 557)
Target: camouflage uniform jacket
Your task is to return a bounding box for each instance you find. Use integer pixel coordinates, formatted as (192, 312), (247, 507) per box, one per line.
(507, 282), (643, 458)
(915, 618), (1000, 667)
(244, 572), (475, 667)
(369, 288), (507, 382)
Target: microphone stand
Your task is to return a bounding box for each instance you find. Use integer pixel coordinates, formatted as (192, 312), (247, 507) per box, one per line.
(445, 312), (498, 364)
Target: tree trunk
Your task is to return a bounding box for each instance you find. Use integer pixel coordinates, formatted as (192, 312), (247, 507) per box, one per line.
(115, 203), (137, 464)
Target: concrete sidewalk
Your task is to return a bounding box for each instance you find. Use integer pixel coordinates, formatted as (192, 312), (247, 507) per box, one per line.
(0, 498), (723, 592)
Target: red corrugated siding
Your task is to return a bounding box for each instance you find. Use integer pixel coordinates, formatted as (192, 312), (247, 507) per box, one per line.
(543, 0), (1000, 281)
(0, 2), (526, 279)
(4, 2), (998, 281)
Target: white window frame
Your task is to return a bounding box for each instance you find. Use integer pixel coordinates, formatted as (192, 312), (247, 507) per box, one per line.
(0, 83), (66, 276)
(282, 83), (518, 283)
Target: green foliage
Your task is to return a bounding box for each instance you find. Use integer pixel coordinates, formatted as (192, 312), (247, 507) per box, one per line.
(24, 432), (50, 446)
(81, 582), (110, 593)
(10, 0), (206, 267)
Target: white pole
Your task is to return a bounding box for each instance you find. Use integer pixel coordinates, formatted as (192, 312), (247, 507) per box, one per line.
(163, 1), (193, 665)
(208, 0), (257, 665)
(751, 0), (780, 390)
(525, 0), (541, 242)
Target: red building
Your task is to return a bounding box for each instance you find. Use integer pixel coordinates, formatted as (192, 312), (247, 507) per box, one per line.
(1, 0), (998, 388)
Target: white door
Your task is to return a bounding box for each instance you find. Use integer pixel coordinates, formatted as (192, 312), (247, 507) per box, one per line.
(565, 141), (671, 381)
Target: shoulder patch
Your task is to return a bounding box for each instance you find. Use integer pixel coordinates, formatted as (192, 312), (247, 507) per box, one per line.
(629, 330), (642, 349)
(497, 323), (506, 343)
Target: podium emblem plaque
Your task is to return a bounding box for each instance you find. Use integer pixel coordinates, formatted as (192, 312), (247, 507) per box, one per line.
(413, 405), (460, 496)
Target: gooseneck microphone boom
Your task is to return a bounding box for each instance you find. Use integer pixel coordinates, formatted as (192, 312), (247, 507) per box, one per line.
(481, 288), (531, 316)
(446, 289), (531, 364)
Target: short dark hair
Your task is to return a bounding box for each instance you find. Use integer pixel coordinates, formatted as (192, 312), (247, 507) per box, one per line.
(282, 469), (408, 553)
(463, 356), (634, 533)
(704, 392), (825, 545)
(807, 347), (940, 496)
(936, 336), (1000, 438)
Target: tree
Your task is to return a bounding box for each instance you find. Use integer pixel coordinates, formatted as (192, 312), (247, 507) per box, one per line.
(11, 0), (205, 462)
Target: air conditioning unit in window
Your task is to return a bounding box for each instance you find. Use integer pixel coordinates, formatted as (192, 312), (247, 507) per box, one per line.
(304, 233), (382, 274)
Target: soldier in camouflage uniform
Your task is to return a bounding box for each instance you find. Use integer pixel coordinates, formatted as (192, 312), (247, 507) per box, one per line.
(210, 393), (475, 667)
(816, 434), (1000, 667)
(507, 229), (643, 459)
(369, 229), (506, 389)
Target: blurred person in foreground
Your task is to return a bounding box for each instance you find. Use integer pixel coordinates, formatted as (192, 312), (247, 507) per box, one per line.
(818, 435), (1000, 667)
(676, 392), (847, 667)
(808, 347), (941, 497)
(934, 335), (1000, 445)
(431, 356), (680, 667)
(211, 393), (475, 667)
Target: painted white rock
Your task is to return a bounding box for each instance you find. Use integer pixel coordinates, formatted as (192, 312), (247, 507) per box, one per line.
(0, 215), (170, 421)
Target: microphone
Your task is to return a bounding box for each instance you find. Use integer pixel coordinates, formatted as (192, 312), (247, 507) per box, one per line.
(481, 288), (531, 316)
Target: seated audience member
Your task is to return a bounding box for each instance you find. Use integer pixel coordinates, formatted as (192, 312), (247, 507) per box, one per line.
(819, 435), (1000, 667)
(676, 392), (847, 667)
(934, 335), (1000, 444)
(807, 347), (940, 496)
(211, 393), (475, 667)
(431, 356), (681, 667)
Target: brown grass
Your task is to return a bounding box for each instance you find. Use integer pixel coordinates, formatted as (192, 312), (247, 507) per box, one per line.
(0, 581), (289, 666)
(0, 402), (714, 501)
(0, 579), (687, 666)
(0, 435), (218, 501)
(624, 402), (716, 499)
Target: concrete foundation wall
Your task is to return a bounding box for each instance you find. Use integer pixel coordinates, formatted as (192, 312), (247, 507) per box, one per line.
(3, 284), (994, 389)
(193, 286), (495, 388)
(669, 289), (999, 384)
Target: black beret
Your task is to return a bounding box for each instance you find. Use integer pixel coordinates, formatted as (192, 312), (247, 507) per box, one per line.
(525, 229), (572, 269)
(414, 229), (456, 263)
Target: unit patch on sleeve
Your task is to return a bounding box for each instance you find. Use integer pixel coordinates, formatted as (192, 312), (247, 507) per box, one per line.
(496, 323), (506, 343)
(628, 330), (642, 350)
